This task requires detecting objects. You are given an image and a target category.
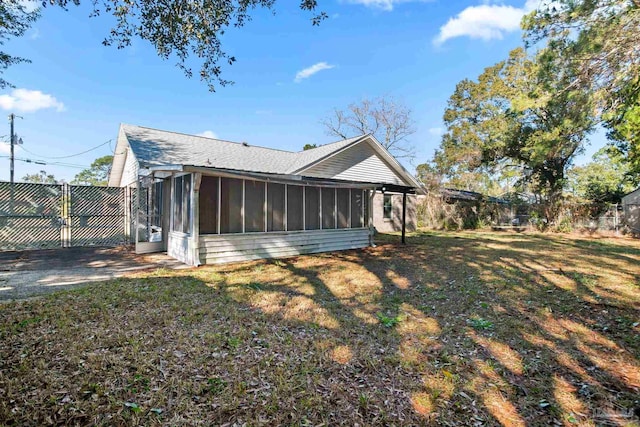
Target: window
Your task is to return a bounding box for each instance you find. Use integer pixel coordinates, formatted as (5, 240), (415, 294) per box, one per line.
(305, 187), (320, 230)
(321, 187), (335, 229)
(383, 194), (392, 220)
(172, 174), (191, 233)
(267, 183), (285, 231)
(337, 188), (350, 229)
(244, 180), (265, 232)
(287, 185), (304, 231)
(220, 177), (243, 233)
(350, 189), (363, 228)
(199, 176), (218, 234)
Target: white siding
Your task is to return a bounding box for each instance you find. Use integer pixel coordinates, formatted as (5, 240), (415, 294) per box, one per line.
(302, 142), (405, 185)
(199, 228), (370, 264)
(168, 231), (198, 265)
(120, 148), (139, 187)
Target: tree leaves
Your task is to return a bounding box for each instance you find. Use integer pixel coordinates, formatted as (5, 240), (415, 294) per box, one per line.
(0, 1), (40, 88)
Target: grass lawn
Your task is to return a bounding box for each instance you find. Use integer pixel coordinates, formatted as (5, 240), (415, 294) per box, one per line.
(1, 231), (639, 426)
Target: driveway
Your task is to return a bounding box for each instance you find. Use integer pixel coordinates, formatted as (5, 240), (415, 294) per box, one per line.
(0, 246), (187, 301)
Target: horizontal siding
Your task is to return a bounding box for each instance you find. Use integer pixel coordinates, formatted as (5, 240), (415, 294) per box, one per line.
(303, 142), (405, 186)
(120, 148), (139, 187)
(199, 228), (370, 264)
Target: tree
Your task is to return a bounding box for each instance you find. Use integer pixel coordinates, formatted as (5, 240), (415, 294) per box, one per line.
(415, 161), (442, 192)
(0, 1), (39, 88)
(72, 155), (113, 186)
(567, 147), (638, 204)
(320, 96), (417, 160)
(22, 170), (57, 184)
(302, 143), (317, 151)
(523, 0), (640, 173)
(437, 47), (595, 223)
(1, 1), (325, 91)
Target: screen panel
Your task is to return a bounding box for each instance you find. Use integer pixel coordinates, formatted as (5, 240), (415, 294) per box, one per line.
(244, 180), (265, 232)
(321, 187), (335, 229)
(287, 185), (303, 231)
(267, 183), (285, 232)
(337, 188), (350, 229)
(305, 187), (320, 230)
(220, 178), (243, 233)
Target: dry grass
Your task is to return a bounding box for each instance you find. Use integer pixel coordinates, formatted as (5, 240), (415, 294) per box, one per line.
(1, 230), (639, 426)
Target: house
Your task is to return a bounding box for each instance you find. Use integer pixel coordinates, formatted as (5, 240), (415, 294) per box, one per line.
(108, 124), (423, 265)
(622, 186), (640, 234)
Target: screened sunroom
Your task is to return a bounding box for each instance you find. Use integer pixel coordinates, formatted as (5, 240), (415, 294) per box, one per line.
(161, 168), (375, 265)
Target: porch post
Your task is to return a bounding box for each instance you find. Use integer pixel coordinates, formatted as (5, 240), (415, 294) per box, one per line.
(401, 191), (407, 245)
(191, 173), (202, 266)
(368, 189), (375, 246)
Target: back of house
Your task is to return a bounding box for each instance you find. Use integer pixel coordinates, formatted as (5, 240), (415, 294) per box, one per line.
(109, 124), (423, 265)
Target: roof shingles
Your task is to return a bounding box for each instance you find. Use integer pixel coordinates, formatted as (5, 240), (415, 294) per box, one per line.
(122, 123), (365, 176)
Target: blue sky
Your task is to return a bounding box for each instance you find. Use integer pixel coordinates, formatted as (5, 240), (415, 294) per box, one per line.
(0, 0), (606, 182)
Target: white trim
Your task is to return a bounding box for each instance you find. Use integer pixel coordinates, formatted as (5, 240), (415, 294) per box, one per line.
(242, 179), (246, 234)
(217, 176), (221, 234)
(293, 135), (422, 190)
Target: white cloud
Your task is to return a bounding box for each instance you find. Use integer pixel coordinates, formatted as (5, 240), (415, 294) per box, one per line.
(434, 0), (539, 45)
(197, 130), (218, 139)
(0, 89), (65, 113)
(18, 0), (39, 13)
(346, 0), (429, 12)
(0, 142), (20, 155)
(294, 62), (335, 83)
(428, 127), (444, 136)
(29, 28), (40, 40)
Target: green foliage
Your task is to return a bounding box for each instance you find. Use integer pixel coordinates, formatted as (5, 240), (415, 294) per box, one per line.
(21, 170), (57, 184)
(467, 317), (493, 331)
(554, 217), (573, 234)
(436, 47), (595, 224)
(376, 312), (400, 328)
(302, 143), (317, 151)
(72, 155), (113, 186)
(523, 0), (640, 175)
(0, 1), (39, 88)
(415, 161), (442, 192)
(2, 1), (325, 91)
(566, 148), (637, 203)
(124, 402), (141, 413)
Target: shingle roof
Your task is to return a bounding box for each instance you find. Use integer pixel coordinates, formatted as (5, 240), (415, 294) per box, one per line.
(121, 124), (365, 175)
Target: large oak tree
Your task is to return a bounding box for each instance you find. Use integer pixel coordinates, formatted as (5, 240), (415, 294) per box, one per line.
(435, 47), (595, 223)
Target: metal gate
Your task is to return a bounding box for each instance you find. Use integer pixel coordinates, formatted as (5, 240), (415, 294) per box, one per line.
(0, 181), (129, 251)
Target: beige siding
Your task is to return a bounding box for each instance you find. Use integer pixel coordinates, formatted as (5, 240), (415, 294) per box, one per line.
(302, 142), (405, 186)
(372, 192), (417, 233)
(199, 228), (370, 264)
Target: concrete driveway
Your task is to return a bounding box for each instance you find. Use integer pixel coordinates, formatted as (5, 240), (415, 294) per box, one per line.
(0, 246), (187, 301)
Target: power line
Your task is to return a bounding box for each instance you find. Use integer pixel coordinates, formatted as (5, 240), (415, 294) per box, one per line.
(18, 139), (113, 159)
(0, 155), (89, 169)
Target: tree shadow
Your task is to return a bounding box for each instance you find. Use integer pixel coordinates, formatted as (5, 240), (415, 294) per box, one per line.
(1, 230), (639, 426)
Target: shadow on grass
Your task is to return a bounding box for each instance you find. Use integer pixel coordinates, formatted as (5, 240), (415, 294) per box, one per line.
(1, 230), (639, 426)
